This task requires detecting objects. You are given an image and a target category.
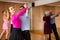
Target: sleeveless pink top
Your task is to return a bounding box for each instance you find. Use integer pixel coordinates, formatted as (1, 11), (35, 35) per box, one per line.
(3, 17), (9, 29)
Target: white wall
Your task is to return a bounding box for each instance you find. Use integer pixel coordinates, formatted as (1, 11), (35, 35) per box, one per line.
(27, 2), (33, 30)
(35, 0), (60, 6)
(27, 2), (32, 8)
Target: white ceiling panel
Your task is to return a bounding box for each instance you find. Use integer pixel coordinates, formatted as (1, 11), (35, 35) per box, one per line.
(46, 1), (60, 6)
(0, 0), (37, 3)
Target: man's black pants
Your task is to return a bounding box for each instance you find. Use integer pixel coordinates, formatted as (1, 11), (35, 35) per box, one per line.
(10, 24), (13, 33)
(22, 30), (31, 40)
(49, 23), (59, 40)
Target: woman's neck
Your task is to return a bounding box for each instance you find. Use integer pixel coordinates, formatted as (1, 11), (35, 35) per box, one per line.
(11, 13), (15, 15)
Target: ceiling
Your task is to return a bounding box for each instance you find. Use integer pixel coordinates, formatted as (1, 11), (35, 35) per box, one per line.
(0, 0), (37, 3)
(45, 1), (60, 6)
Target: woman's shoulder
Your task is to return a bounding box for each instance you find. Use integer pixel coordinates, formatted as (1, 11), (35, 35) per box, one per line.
(12, 14), (16, 17)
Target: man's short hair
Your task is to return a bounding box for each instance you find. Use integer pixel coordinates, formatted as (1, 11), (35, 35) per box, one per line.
(20, 6), (24, 8)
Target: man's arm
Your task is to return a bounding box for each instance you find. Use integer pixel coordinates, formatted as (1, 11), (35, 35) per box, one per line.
(51, 12), (60, 19)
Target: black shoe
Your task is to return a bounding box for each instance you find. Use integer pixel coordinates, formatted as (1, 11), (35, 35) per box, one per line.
(5, 39), (8, 40)
(48, 38), (51, 40)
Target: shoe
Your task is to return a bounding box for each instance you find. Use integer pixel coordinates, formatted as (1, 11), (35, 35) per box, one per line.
(5, 39), (8, 40)
(47, 38), (51, 40)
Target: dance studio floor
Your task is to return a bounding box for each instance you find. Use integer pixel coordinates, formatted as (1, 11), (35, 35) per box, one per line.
(31, 28), (60, 40)
(0, 28), (60, 40)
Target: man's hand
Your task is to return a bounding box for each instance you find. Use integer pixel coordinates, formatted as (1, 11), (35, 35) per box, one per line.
(58, 12), (60, 15)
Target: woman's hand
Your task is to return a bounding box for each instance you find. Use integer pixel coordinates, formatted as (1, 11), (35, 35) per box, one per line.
(24, 3), (27, 8)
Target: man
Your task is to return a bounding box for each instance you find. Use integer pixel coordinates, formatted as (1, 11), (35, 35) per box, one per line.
(20, 6), (31, 40)
(49, 10), (60, 40)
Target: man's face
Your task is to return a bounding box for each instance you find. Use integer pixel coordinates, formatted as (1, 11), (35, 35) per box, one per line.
(49, 10), (54, 15)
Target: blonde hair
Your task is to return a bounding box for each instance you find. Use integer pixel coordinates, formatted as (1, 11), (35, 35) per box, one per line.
(6, 10), (11, 20)
(2, 10), (7, 16)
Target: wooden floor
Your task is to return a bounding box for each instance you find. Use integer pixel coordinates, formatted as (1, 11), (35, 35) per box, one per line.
(31, 28), (60, 40)
(0, 28), (60, 40)
(31, 33), (56, 40)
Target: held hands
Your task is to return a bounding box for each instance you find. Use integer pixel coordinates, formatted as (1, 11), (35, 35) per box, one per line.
(58, 12), (60, 15)
(24, 3), (27, 8)
(55, 12), (60, 17)
(24, 3), (28, 17)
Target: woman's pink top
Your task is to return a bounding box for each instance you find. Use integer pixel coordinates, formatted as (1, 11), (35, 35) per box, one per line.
(3, 17), (9, 29)
(11, 8), (26, 28)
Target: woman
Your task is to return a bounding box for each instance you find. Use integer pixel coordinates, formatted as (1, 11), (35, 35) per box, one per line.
(0, 10), (9, 40)
(43, 11), (52, 40)
(9, 4), (27, 40)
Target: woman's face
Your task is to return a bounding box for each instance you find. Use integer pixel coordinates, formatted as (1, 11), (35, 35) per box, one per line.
(9, 7), (15, 14)
(45, 11), (50, 16)
(3, 11), (6, 16)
